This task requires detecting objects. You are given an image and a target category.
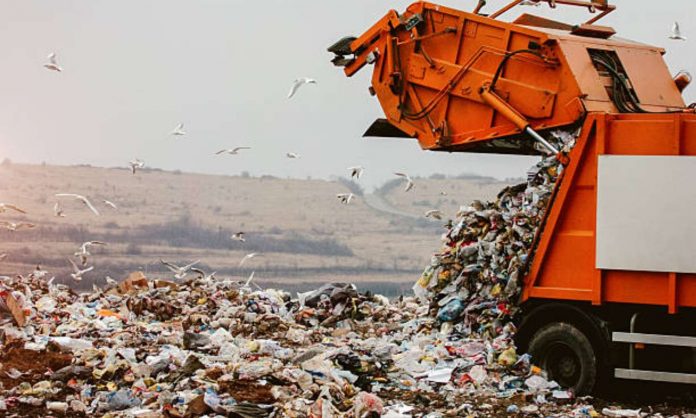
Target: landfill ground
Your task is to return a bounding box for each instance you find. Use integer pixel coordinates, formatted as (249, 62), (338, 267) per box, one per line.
(0, 274), (693, 418)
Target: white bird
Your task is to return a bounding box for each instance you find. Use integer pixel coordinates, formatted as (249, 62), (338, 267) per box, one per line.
(336, 193), (354, 205)
(440, 191), (448, 196)
(103, 200), (118, 210)
(191, 268), (217, 281)
(171, 123), (186, 136)
(43, 52), (62, 72)
(348, 166), (364, 180)
(670, 21), (687, 41)
(54, 202), (66, 217)
(0, 253), (7, 262)
(5, 368), (23, 379)
(216, 147), (251, 155)
(286, 152), (300, 159)
(55, 193), (100, 216)
(74, 241), (107, 266)
(231, 232), (246, 242)
(30, 265), (48, 280)
(519, 0), (541, 6)
(0, 222), (35, 232)
(160, 259), (200, 280)
(425, 209), (444, 220)
(129, 159), (145, 174)
(288, 77), (317, 99)
(394, 172), (415, 192)
(239, 253), (261, 267)
(243, 271), (255, 289)
(0, 203), (27, 214)
(105, 276), (118, 287)
(68, 259), (93, 282)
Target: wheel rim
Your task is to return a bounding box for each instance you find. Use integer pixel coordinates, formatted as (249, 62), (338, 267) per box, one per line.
(542, 342), (582, 389)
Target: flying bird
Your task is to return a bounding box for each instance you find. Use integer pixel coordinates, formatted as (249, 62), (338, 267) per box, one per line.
(286, 152), (300, 159)
(68, 259), (93, 282)
(171, 123), (186, 136)
(191, 268), (217, 281)
(394, 172), (415, 192)
(216, 147), (251, 155)
(519, 0), (541, 5)
(43, 52), (62, 72)
(239, 253), (261, 267)
(440, 191), (448, 196)
(670, 21), (687, 40)
(425, 209), (444, 220)
(0, 222), (35, 232)
(336, 193), (354, 205)
(0, 254), (7, 262)
(288, 77), (317, 99)
(231, 232), (246, 242)
(53, 202), (66, 217)
(129, 159), (145, 174)
(103, 200), (118, 210)
(348, 166), (364, 180)
(0, 203), (27, 214)
(55, 193), (100, 216)
(160, 259), (200, 280)
(74, 241), (107, 266)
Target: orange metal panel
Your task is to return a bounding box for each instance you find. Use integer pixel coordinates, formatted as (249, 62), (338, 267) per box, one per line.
(525, 113), (696, 310)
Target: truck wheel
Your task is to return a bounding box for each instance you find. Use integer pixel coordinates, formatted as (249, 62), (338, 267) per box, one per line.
(528, 322), (597, 394)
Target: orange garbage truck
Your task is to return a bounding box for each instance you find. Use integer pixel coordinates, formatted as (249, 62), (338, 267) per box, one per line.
(330, 0), (696, 394)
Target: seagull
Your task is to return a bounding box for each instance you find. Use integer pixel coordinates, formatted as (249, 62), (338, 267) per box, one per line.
(74, 241), (107, 266)
(348, 166), (364, 180)
(394, 172), (415, 192)
(286, 152), (300, 159)
(0, 222), (35, 231)
(0, 253), (7, 262)
(103, 200), (118, 210)
(215, 147), (251, 155)
(670, 21), (687, 40)
(239, 253), (261, 267)
(129, 159), (145, 174)
(231, 232), (246, 242)
(30, 265), (48, 280)
(171, 123), (186, 136)
(0, 203), (27, 214)
(105, 276), (118, 287)
(425, 209), (444, 220)
(336, 193), (354, 205)
(55, 193), (100, 215)
(288, 77), (317, 99)
(160, 259), (200, 280)
(519, 0), (541, 5)
(191, 268), (217, 281)
(53, 202), (66, 217)
(43, 52), (62, 72)
(4, 368), (23, 379)
(243, 271), (255, 289)
(440, 191), (448, 196)
(68, 259), (93, 282)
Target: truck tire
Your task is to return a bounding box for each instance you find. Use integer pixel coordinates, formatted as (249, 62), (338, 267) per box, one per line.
(528, 322), (597, 394)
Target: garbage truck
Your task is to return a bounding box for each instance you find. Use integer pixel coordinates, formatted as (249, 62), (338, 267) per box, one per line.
(330, 0), (696, 394)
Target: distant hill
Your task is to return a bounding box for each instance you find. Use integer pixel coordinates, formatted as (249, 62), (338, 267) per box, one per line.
(0, 162), (512, 294)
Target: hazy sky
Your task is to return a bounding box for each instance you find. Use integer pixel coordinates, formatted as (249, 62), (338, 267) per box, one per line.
(0, 0), (694, 188)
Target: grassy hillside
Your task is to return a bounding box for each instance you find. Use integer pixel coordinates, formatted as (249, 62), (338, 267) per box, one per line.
(0, 162), (512, 294)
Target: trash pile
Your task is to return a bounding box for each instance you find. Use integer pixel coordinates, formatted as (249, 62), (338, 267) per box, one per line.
(0, 132), (690, 417)
(413, 130), (577, 339)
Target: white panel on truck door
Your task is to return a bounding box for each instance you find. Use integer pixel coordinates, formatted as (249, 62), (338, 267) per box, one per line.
(596, 155), (696, 273)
